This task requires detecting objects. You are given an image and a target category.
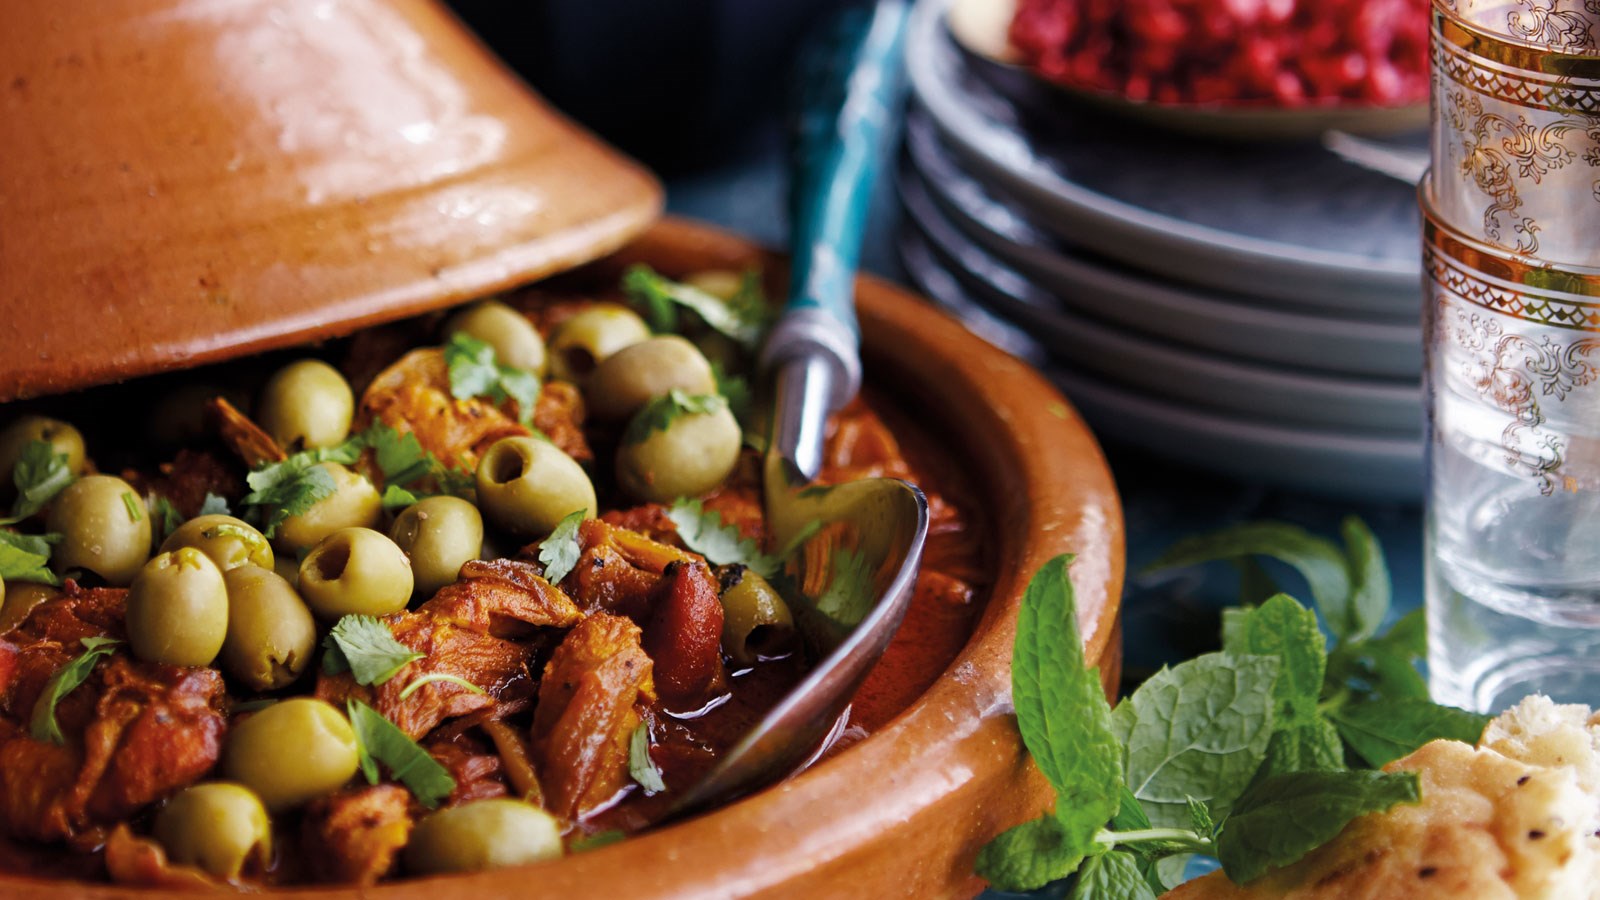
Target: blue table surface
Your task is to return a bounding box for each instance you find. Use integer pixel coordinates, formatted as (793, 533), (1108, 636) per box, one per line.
(665, 121), (1425, 691)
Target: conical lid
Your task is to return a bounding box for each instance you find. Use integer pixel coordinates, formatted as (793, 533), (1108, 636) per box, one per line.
(0, 0), (661, 402)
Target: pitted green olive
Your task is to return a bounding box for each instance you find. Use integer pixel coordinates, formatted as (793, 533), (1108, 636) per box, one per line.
(47, 475), (152, 585)
(161, 515), (273, 573)
(446, 301), (547, 376)
(0, 581), (58, 633)
(298, 528), (413, 619)
(586, 336), (717, 422)
(222, 698), (359, 812)
(257, 360), (354, 451)
(547, 304), (651, 384)
(126, 548), (229, 667)
(274, 463), (381, 552)
(719, 567), (796, 666)
(616, 404), (741, 503)
(389, 496), (483, 597)
(0, 416), (86, 498)
(404, 798), (563, 875)
(474, 437), (596, 539)
(153, 783), (272, 881)
(220, 564), (316, 691)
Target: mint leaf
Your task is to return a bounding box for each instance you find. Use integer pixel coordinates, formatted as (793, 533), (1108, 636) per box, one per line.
(1256, 718), (1346, 779)
(322, 615), (422, 686)
(666, 498), (777, 577)
(1326, 611), (1429, 704)
(1111, 784), (1151, 831)
(622, 390), (727, 446)
(7, 440), (74, 522)
(1327, 699), (1491, 768)
(30, 637), (119, 743)
(538, 509), (586, 585)
(1217, 770), (1420, 883)
(0, 530), (59, 585)
(628, 723), (666, 795)
(1339, 517), (1389, 641)
(1148, 522), (1353, 640)
(346, 698), (455, 808)
(1112, 653), (1279, 828)
(1222, 594), (1326, 729)
(1186, 798), (1217, 838)
(976, 815), (1091, 892)
(621, 264), (768, 348)
(442, 333), (540, 426)
(1069, 850), (1158, 900)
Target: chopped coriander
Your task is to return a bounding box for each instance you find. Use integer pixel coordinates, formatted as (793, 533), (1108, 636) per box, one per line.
(148, 495), (184, 542)
(666, 498), (779, 578)
(711, 361), (753, 427)
(347, 698), (455, 808)
(620, 265), (769, 349)
(810, 547), (875, 627)
(120, 491), (142, 522)
(240, 436), (363, 537)
(321, 615), (422, 686)
(5, 440), (74, 523)
(442, 333), (540, 426)
(30, 637), (119, 744)
(0, 530), (60, 585)
(537, 509), (586, 584)
(622, 390), (727, 446)
(628, 723), (666, 795)
(198, 492), (232, 517)
(363, 421), (433, 488)
(381, 484), (418, 512)
(397, 672), (487, 702)
(569, 830), (626, 853)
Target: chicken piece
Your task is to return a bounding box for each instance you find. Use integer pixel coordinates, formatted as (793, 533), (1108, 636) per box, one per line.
(123, 449), (245, 520)
(532, 614), (656, 823)
(206, 397), (285, 468)
(103, 824), (219, 890)
(300, 785), (413, 886)
(560, 518), (693, 621)
(317, 561), (580, 740)
(643, 561), (727, 709)
(358, 347), (592, 473)
(427, 732), (511, 806)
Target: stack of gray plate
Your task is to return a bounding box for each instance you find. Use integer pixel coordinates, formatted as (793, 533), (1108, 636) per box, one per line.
(896, 0), (1428, 500)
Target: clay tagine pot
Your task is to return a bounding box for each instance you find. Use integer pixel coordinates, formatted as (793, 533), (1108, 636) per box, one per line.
(0, 0), (661, 404)
(1, 218), (1124, 898)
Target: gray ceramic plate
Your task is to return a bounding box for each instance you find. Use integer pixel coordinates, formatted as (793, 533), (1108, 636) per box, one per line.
(899, 167), (1423, 435)
(905, 111), (1425, 348)
(904, 0), (1428, 307)
(897, 231), (1424, 501)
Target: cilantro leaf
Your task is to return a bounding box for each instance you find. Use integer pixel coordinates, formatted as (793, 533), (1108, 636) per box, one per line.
(198, 492), (232, 516)
(1222, 594), (1326, 730)
(1327, 699), (1491, 768)
(1069, 850), (1158, 900)
(148, 495), (184, 542)
(30, 637), (119, 744)
(443, 333), (540, 426)
(1112, 652), (1279, 828)
(711, 362), (753, 427)
(810, 547), (874, 628)
(666, 498), (777, 577)
(570, 830), (626, 852)
(346, 698), (455, 808)
(538, 509), (585, 585)
(366, 421), (434, 487)
(241, 437), (363, 537)
(381, 484), (418, 512)
(976, 815), (1091, 892)
(622, 390), (728, 446)
(322, 615), (422, 685)
(628, 723), (666, 795)
(0, 530), (59, 585)
(7, 440), (74, 522)
(621, 264), (768, 348)
(1216, 770), (1421, 883)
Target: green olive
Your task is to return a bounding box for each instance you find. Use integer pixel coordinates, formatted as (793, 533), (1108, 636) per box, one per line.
(404, 798), (563, 875)
(586, 336), (717, 422)
(126, 548), (229, 667)
(161, 515), (273, 572)
(0, 581), (58, 633)
(274, 463), (381, 552)
(47, 475), (152, 585)
(298, 527), (413, 619)
(616, 404), (741, 503)
(0, 416), (87, 500)
(446, 300), (547, 376)
(547, 304), (651, 384)
(220, 564), (317, 691)
(389, 496), (483, 597)
(222, 698), (359, 812)
(719, 568), (796, 666)
(474, 437), (596, 540)
(257, 360), (354, 451)
(153, 782), (271, 881)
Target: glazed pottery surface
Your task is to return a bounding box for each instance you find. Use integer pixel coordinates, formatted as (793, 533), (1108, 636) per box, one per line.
(0, 0), (661, 403)
(0, 219), (1125, 898)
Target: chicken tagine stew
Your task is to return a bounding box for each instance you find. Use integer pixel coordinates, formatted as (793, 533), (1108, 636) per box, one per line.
(0, 265), (985, 888)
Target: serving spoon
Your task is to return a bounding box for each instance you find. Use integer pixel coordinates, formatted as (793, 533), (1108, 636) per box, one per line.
(671, 0), (928, 815)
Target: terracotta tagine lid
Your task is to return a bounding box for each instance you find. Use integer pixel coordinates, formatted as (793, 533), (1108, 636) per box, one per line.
(0, 0), (661, 403)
